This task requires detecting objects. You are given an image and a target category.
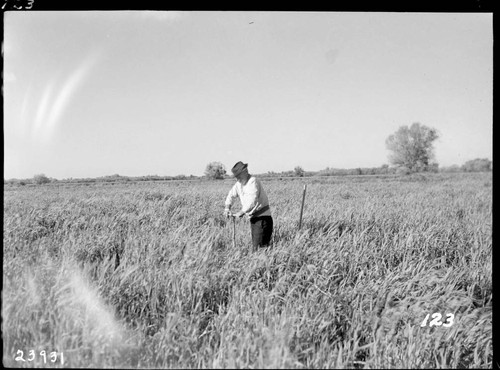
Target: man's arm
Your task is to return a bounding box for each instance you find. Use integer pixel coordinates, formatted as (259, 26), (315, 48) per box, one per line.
(224, 183), (239, 213)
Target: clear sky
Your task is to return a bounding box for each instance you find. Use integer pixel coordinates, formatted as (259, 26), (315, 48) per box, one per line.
(3, 11), (492, 179)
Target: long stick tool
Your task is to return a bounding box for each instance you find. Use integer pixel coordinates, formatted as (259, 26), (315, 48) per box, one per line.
(298, 184), (307, 230)
(232, 215), (236, 248)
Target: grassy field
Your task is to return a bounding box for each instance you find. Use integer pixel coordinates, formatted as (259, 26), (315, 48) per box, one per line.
(2, 172), (492, 368)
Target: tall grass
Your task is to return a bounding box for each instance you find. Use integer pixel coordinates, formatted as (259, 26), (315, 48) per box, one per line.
(3, 172), (492, 368)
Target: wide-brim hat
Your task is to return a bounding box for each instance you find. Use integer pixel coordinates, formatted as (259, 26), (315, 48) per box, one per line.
(231, 161), (248, 176)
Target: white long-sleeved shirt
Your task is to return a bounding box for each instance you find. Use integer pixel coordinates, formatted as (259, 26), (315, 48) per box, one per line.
(224, 176), (271, 218)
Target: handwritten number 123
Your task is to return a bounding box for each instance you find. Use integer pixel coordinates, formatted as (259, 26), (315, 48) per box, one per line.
(421, 313), (454, 327)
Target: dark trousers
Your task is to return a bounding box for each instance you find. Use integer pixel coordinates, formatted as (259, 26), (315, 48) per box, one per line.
(250, 216), (273, 250)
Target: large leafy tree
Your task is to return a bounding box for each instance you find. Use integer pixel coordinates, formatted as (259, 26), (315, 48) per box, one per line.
(385, 123), (439, 172)
(204, 162), (226, 180)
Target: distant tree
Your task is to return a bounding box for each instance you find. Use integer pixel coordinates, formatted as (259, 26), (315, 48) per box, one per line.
(462, 158), (492, 172)
(294, 166), (305, 177)
(386, 122), (439, 173)
(205, 162), (226, 180)
(33, 173), (50, 185)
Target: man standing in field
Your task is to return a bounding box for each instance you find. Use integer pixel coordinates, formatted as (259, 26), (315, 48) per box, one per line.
(224, 161), (273, 251)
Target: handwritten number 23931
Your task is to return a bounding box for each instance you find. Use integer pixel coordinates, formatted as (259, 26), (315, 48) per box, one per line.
(15, 350), (63, 364)
(421, 313), (454, 327)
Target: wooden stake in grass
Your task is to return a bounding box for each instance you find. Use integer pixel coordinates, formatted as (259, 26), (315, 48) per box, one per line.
(232, 215), (236, 248)
(299, 184), (307, 230)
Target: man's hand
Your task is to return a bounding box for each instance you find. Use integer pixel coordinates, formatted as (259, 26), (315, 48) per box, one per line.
(224, 208), (232, 218)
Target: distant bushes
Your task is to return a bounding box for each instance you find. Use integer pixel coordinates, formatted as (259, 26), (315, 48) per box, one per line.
(316, 165), (396, 177)
(294, 166), (305, 177)
(33, 174), (51, 185)
(4, 158), (491, 187)
(440, 159), (492, 173)
(439, 165), (462, 173)
(462, 158), (492, 172)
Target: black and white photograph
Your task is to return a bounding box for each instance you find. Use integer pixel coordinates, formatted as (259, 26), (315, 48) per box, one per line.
(3, 4), (493, 369)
